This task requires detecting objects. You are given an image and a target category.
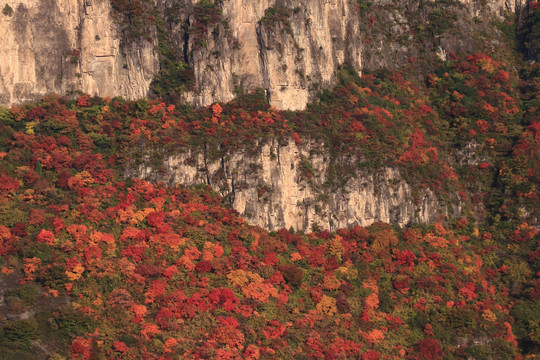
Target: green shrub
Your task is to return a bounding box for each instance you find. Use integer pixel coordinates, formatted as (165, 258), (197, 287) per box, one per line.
(510, 300), (540, 353)
(2, 319), (38, 345)
(2, 4), (13, 16)
(7, 283), (40, 306)
(465, 345), (490, 359)
(54, 311), (94, 339)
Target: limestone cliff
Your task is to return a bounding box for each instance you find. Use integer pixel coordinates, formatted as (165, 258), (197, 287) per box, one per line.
(131, 138), (456, 232)
(0, 0), (158, 105)
(181, 0), (364, 110)
(180, 0), (524, 110)
(0, 0), (526, 109)
(1, 0), (523, 231)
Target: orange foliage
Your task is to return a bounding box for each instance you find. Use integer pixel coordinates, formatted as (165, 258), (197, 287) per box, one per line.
(364, 293), (379, 312)
(363, 328), (385, 344)
(316, 295), (338, 316)
(244, 344), (261, 359)
(243, 281), (278, 303)
(150, 233), (186, 249)
(290, 252), (302, 261)
(66, 224), (88, 241)
(423, 233), (450, 248)
(371, 228), (398, 252)
(23, 257), (41, 281)
(140, 322), (160, 340)
(322, 273), (342, 290)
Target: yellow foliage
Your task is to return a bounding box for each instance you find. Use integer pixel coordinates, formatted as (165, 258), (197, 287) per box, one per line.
(316, 295), (337, 316)
(15, 166), (31, 177)
(25, 120), (38, 135)
(327, 235), (344, 261)
(227, 270), (253, 288)
(336, 262), (358, 280)
(66, 264), (85, 281)
(131, 208), (155, 225)
(482, 309), (497, 322)
(77, 171), (95, 186)
(478, 59), (496, 73)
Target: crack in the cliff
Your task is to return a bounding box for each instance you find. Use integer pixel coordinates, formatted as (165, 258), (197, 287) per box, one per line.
(221, 154), (234, 205)
(228, 156), (236, 207)
(255, 23), (271, 104)
(203, 143), (211, 186)
(76, 1), (85, 72)
(276, 140), (281, 166)
(229, 176), (236, 206)
(182, 17), (191, 65)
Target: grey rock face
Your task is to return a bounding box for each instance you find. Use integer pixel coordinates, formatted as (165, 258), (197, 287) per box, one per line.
(0, 0), (158, 105)
(181, 0), (364, 110)
(181, 0), (522, 110)
(0, 0), (524, 109)
(132, 138), (457, 232)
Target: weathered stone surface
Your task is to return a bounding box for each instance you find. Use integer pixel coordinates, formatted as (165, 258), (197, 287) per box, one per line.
(133, 138), (456, 232)
(0, 0), (158, 106)
(179, 0), (524, 110)
(0, 0), (525, 109)
(182, 0), (364, 111)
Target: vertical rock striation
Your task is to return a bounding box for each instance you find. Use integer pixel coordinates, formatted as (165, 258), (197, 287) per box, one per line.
(179, 0), (524, 110)
(0, 0), (526, 109)
(133, 139), (455, 232)
(0, 0), (158, 105)
(182, 0), (364, 110)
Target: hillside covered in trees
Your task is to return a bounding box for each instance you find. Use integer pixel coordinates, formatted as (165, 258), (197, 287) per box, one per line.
(0, 1), (539, 359)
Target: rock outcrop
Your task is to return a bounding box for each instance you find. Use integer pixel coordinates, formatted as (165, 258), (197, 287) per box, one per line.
(181, 0), (524, 110)
(0, 0), (526, 109)
(133, 138), (456, 232)
(0, 0), (158, 105)
(182, 0), (364, 110)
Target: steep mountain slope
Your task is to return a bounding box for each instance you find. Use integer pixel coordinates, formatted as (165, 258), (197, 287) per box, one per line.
(0, 0), (539, 359)
(0, 44), (539, 360)
(0, 0), (528, 109)
(0, 92), (538, 358)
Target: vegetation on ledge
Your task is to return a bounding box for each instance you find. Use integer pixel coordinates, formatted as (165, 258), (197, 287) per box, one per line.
(0, 4), (539, 358)
(0, 49), (538, 358)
